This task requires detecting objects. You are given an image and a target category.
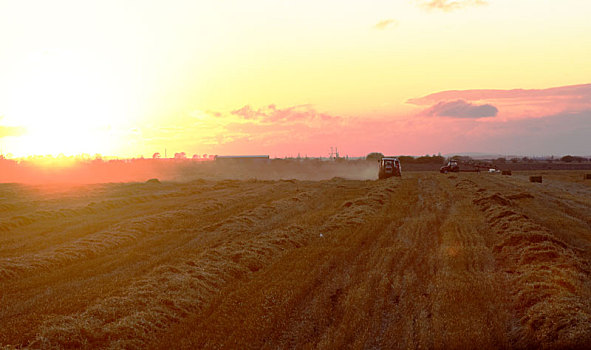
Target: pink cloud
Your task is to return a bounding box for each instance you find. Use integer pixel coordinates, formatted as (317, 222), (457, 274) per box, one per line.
(231, 104), (341, 123)
(408, 83), (591, 120)
(230, 105), (266, 120)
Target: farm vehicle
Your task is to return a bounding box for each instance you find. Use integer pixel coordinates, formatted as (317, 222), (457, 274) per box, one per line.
(378, 157), (402, 179)
(440, 160), (460, 173)
(440, 159), (503, 173)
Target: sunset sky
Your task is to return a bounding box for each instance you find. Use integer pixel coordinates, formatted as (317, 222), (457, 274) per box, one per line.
(0, 0), (590, 158)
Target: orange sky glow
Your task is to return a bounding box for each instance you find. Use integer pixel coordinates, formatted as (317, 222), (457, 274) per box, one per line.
(0, 0), (590, 158)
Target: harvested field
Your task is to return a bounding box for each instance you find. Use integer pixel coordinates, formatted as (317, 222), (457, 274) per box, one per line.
(1, 171), (590, 349)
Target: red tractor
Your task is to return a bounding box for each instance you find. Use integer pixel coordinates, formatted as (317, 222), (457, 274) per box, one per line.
(440, 160), (460, 173)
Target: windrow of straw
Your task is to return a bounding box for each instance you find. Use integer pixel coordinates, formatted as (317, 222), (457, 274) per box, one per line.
(462, 180), (591, 348)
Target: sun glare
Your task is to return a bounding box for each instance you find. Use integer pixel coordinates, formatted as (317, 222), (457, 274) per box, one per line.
(5, 50), (124, 157)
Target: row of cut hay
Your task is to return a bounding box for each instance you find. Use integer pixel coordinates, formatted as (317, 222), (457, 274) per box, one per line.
(481, 171), (591, 230)
(0, 193), (231, 282)
(0, 192), (186, 233)
(0, 202), (28, 213)
(200, 189), (314, 239)
(469, 187), (591, 348)
(0, 209), (187, 281)
(31, 180), (392, 349)
(0, 180), (285, 281)
(211, 179), (242, 190)
(320, 181), (395, 232)
(30, 184), (327, 348)
(32, 224), (310, 349)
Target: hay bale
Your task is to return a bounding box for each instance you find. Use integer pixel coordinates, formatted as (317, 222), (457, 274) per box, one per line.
(146, 178), (161, 184)
(529, 176), (542, 183)
(502, 170), (512, 176)
(584, 174), (591, 180)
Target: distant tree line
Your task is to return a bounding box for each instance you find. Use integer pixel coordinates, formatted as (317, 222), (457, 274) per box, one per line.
(503, 155), (589, 163)
(560, 155), (587, 163)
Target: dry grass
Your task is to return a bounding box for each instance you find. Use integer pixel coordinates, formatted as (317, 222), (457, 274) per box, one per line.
(1, 171), (590, 349)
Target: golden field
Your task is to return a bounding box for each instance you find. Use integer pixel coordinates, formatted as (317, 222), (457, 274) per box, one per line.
(1, 169), (590, 349)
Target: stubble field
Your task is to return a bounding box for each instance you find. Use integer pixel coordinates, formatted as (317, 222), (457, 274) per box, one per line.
(1, 169), (590, 349)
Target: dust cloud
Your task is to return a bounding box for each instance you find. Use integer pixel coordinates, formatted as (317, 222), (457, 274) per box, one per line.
(0, 158), (379, 184)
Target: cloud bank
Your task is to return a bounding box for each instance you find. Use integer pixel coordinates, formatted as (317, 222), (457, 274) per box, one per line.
(424, 100), (498, 118)
(408, 83), (591, 120)
(408, 84), (591, 106)
(135, 83), (590, 158)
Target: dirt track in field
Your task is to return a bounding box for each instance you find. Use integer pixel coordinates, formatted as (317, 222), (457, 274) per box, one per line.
(1, 171), (590, 349)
